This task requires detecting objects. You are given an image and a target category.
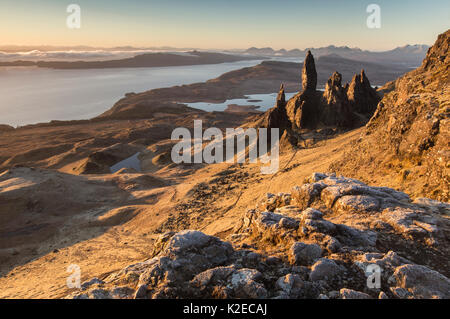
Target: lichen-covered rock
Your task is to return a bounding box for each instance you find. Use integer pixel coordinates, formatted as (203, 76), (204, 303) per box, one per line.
(381, 207), (441, 241)
(258, 192), (292, 211)
(191, 266), (267, 299)
(134, 284), (148, 299)
(68, 230), (234, 299)
(289, 242), (323, 266)
(354, 251), (411, 279)
(334, 224), (377, 248)
(340, 288), (372, 299)
(292, 183), (326, 209)
(229, 268), (267, 299)
(390, 264), (450, 299)
(413, 198), (450, 215)
(275, 273), (319, 299)
(334, 195), (380, 213)
(256, 211), (299, 232)
(300, 208), (323, 220)
(309, 258), (346, 281)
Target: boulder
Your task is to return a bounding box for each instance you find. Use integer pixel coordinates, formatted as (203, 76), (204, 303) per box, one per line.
(334, 195), (380, 213)
(390, 264), (450, 299)
(275, 274), (319, 299)
(191, 266), (267, 299)
(340, 288), (372, 299)
(290, 242), (323, 265)
(292, 183), (326, 209)
(309, 258), (345, 281)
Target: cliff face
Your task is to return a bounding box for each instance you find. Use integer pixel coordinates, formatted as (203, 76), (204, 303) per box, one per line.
(331, 29), (450, 201)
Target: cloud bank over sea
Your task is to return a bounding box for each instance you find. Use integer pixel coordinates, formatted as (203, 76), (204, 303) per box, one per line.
(0, 49), (194, 62)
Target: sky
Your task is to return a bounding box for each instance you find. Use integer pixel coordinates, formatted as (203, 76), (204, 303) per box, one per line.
(1, 0), (449, 51)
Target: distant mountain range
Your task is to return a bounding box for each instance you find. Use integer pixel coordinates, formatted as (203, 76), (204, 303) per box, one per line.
(0, 44), (429, 68)
(243, 44), (430, 66)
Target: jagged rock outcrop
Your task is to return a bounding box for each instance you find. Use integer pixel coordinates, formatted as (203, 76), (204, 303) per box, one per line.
(67, 173), (450, 299)
(321, 72), (354, 127)
(330, 29), (450, 201)
(347, 70), (381, 115)
(277, 83), (286, 106)
(255, 51), (381, 144)
(263, 84), (289, 130)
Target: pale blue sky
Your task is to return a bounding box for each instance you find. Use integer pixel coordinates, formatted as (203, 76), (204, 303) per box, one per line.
(1, 0), (449, 50)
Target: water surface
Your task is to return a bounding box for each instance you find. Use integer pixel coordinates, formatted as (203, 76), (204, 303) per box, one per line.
(184, 92), (298, 112)
(0, 60), (264, 126)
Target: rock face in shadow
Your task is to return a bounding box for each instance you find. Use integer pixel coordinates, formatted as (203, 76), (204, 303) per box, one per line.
(347, 70), (381, 115)
(330, 29), (450, 201)
(254, 51), (381, 142)
(302, 51), (318, 92)
(321, 72), (354, 127)
(263, 84), (289, 129)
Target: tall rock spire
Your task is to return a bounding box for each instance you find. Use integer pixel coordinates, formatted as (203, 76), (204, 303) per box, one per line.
(263, 83), (289, 130)
(302, 50), (317, 92)
(276, 83), (285, 107)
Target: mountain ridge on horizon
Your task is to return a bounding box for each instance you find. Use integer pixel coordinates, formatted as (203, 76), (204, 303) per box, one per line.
(0, 43), (429, 67)
(243, 44), (430, 66)
(244, 43), (430, 54)
(0, 43), (429, 54)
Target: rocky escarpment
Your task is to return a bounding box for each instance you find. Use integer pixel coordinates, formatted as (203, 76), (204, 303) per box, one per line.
(67, 173), (450, 299)
(330, 29), (450, 201)
(257, 51), (381, 144)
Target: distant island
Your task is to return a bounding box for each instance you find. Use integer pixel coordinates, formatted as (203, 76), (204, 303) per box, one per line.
(0, 51), (259, 69)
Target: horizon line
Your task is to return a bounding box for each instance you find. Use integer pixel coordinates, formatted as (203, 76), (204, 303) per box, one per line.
(0, 42), (431, 54)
